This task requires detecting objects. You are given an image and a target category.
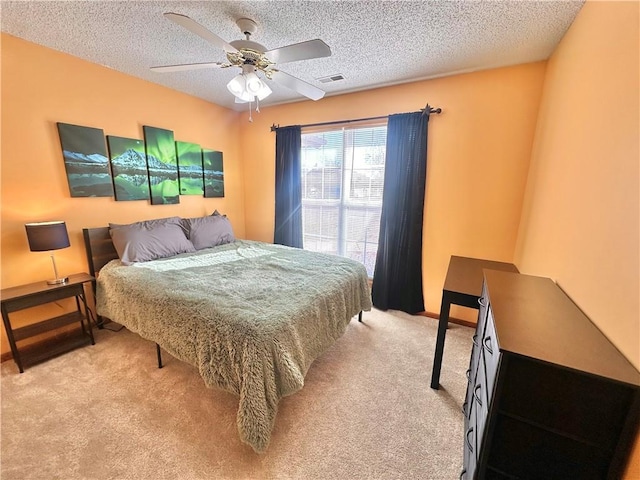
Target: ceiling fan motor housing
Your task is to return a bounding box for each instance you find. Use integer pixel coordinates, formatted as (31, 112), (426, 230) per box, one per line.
(228, 40), (273, 71)
(236, 18), (258, 37)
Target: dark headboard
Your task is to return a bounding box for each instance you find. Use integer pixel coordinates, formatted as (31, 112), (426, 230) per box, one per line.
(82, 227), (118, 278)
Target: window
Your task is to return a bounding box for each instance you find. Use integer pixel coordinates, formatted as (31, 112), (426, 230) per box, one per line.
(301, 124), (387, 277)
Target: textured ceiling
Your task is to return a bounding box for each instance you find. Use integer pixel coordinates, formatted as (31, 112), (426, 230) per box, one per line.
(1, 1), (584, 111)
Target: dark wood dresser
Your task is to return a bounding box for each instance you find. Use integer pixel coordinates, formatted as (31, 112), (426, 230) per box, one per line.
(462, 270), (640, 479)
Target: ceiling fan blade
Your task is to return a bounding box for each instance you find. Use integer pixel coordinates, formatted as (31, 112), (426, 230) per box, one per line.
(150, 62), (225, 73)
(270, 70), (325, 101)
(164, 12), (238, 53)
(264, 39), (331, 64)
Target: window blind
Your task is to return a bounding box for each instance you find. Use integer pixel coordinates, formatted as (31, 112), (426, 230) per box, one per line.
(301, 124), (387, 277)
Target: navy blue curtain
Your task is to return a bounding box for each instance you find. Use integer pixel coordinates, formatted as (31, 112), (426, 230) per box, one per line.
(274, 125), (303, 248)
(371, 111), (430, 314)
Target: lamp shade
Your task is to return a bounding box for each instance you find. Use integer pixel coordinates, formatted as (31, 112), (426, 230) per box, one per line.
(244, 72), (263, 95)
(256, 81), (272, 101)
(25, 221), (70, 252)
(227, 74), (246, 97)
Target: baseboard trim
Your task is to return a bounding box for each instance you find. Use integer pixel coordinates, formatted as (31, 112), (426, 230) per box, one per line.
(419, 311), (477, 329)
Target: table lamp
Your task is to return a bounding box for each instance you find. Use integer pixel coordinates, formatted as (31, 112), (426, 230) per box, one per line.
(25, 221), (70, 285)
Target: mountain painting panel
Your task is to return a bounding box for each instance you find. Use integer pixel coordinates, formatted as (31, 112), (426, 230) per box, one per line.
(106, 136), (150, 201)
(203, 149), (224, 198)
(56, 122), (114, 197)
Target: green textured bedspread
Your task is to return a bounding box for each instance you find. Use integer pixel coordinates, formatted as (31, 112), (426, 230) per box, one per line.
(96, 240), (372, 452)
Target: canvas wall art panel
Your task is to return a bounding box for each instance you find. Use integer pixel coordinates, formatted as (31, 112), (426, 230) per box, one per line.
(56, 122), (114, 197)
(106, 136), (150, 201)
(176, 141), (204, 195)
(143, 126), (179, 205)
(202, 149), (224, 198)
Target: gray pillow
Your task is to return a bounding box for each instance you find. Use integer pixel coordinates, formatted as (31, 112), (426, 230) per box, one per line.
(182, 215), (235, 250)
(109, 216), (195, 265)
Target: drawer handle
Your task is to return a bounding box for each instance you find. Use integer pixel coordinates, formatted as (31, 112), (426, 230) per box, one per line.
(484, 335), (494, 354)
(478, 297), (486, 307)
(462, 400), (467, 415)
(472, 334), (479, 347)
(465, 368), (471, 381)
(474, 384), (483, 407)
(465, 427), (474, 452)
(460, 470), (467, 480)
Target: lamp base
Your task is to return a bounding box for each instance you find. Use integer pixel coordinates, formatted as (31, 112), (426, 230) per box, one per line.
(47, 277), (68, 285)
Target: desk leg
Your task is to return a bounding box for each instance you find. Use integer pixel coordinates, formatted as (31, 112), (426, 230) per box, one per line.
(1, 305), (23, 374)
(430, 292), (452, 389)
(77, 290), (95, 345)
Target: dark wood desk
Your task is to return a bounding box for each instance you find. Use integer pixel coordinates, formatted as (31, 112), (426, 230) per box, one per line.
(430, 256), (518, 389)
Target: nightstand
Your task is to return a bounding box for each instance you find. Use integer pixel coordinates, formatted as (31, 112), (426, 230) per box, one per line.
(1, 272), (95, 373)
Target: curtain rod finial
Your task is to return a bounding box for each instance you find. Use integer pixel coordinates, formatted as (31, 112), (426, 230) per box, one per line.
(422, 103), (442, 116)
(270, 123), (279, 132)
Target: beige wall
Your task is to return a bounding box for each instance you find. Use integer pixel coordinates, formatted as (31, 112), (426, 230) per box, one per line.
(0, 34), (244, 352)
(240, 63), (546, 321)
(514, 1), (639, 370)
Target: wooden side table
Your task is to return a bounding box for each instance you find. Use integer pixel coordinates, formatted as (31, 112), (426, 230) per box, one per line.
(1, 272), (95, 373)
(430, 256), (518, 389)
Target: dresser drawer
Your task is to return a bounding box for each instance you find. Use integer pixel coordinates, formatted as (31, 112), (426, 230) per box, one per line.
(482, 308), (500, 399)
(474, 352), (490, 446)
(465, 327), (483, 420)
(463, 421), (476, 480)
(468, 333), (481, 385)
(476, 285), (490, 339)
(463, 374), (478, 480)
(463, 366), (473, 424)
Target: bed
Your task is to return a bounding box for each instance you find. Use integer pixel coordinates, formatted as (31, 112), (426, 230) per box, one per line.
(83, 216), (372, 453)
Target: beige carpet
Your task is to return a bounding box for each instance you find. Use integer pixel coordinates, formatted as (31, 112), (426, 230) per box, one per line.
(1, 308), (473, 480)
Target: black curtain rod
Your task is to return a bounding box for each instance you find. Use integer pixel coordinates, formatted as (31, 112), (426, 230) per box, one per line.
(270, 103), (441, 132)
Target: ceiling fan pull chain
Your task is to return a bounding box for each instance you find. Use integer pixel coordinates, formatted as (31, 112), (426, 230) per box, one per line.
(256, 97), (261, 113)
(248, 100), (253, 123)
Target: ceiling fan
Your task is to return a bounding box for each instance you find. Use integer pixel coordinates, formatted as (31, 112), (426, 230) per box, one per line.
(151, 13), (331, 106)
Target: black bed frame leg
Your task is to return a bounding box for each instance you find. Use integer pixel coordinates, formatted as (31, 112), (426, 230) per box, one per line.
(358, 311), (363, 323)
(156, 343), (163, 369)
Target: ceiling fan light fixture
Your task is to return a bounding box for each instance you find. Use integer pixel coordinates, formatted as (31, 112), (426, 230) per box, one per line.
(237, 90), (256, 103)
(227, 71), (272, 103)
(226, 74), (246, 97)
(256, 81), (272, 101)
(244, 72), (263, 95)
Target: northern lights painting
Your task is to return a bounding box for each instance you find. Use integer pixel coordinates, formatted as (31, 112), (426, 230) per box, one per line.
(57, 121), (222, 204)
(143, 126), (179, 205)
(176, 141), (204, 195)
